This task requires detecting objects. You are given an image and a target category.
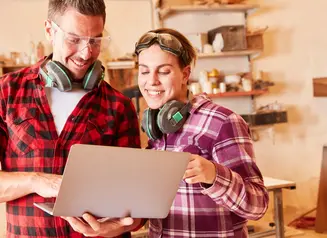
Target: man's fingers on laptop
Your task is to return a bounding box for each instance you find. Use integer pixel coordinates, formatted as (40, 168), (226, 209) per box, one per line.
(62, 216), (102, 236)
(82, 213), (133, 230)
(97, 217), (111, 222)
(82, 213), (101, 231)
(120, 217), (134, 226)
(76, 217), (88, 225)
(62, 217), (88, 234)
(63, 215), (135, 237)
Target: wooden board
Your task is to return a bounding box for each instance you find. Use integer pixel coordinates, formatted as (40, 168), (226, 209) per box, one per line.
(313, 77), (327, 97)
(204, 90), (267, 98)
(198, 49), (262, 58)
(315, 145), (327, 233)
(263, 177), (296, 191)
(159, 4), (259, 19)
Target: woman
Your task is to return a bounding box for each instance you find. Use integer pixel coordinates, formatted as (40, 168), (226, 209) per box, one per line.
(135, 28), (269, 238)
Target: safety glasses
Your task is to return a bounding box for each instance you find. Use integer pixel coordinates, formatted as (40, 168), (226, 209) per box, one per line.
(135, 32), (188, 65)
(51, 21), (110, 53)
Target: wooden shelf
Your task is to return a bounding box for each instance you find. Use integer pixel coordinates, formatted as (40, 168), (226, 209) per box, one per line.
(159, 4), (259, 19)
(198, 49), (261, 58)
(0, 64), (30, 77)
(2, 64), (30, 68)
(204, 90), (267, 98)
(107, 61), (135, 70)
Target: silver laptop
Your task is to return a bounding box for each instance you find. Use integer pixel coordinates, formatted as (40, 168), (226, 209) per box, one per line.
(34, 144), (190, 218)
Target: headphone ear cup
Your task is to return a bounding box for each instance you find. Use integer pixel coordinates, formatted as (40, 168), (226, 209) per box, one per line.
(83, 60), (103, 90)
(141, 108), (163, 140)
(46, 61), (73, 92)
(157, 100), (189, 134)
(39, 66), (52, 87)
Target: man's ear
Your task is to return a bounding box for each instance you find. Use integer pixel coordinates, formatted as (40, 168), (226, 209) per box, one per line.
(182, 65), (191, 85)
(44, 20), (54, 43)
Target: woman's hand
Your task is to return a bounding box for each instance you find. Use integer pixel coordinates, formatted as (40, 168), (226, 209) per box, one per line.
(183, 154), (216, 185)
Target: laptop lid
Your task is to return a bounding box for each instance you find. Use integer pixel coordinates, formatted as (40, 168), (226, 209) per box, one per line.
(37, 144), (190, 218)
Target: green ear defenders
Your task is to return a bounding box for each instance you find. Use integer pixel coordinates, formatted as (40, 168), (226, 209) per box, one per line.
(39, 54), (104, 92)
(141, 100), (192, 140)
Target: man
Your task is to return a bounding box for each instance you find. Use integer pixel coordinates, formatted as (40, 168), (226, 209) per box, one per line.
(0, 0), (143, 237)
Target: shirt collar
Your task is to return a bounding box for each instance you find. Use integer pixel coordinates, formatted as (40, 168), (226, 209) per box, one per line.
(25, 56), (48, 81)
(190, 93), (211, 114)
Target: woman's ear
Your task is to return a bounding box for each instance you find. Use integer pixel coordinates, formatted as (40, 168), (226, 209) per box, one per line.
(182, 65), (191, 85)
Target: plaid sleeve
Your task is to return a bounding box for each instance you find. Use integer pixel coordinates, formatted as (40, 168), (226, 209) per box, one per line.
(116, 99), (141, 149)
(201, 113), (269, 220)
(0, 78), (8, 168)
(0, 118), (7, 168)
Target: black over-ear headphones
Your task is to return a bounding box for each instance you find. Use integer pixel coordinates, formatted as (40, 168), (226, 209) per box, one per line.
(141, 100), (192, 140)
(39, 54), (105, 92)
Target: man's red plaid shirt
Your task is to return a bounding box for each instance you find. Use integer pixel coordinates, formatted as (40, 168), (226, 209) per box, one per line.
(0, 61), (141, 238)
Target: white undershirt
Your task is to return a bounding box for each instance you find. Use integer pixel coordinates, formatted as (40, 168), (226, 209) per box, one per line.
(45, 85), (87, 135)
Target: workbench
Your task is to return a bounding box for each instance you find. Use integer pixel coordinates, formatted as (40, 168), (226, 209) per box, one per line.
(250, 176), (296, 238)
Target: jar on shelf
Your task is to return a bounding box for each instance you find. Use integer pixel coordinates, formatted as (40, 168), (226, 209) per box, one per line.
(189, 82), (201, 95)
(198, 70), (208, 92)
(208, 68), (220, 90)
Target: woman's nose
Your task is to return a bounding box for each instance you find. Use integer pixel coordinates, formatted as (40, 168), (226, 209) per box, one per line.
(148, 73), (160, 86)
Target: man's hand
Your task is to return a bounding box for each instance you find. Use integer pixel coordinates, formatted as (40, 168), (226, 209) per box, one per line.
(62, 213), (141, 237)
(183, 154), (216, 185)
(32, 172), (62, 198)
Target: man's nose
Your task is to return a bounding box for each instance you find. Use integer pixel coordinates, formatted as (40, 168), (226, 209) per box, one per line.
(79, 43), (93, 60)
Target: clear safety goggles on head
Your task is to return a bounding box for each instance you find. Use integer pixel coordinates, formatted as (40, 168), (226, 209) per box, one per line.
(51, 21), (110, 53)
(135, 32), (188, 65)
